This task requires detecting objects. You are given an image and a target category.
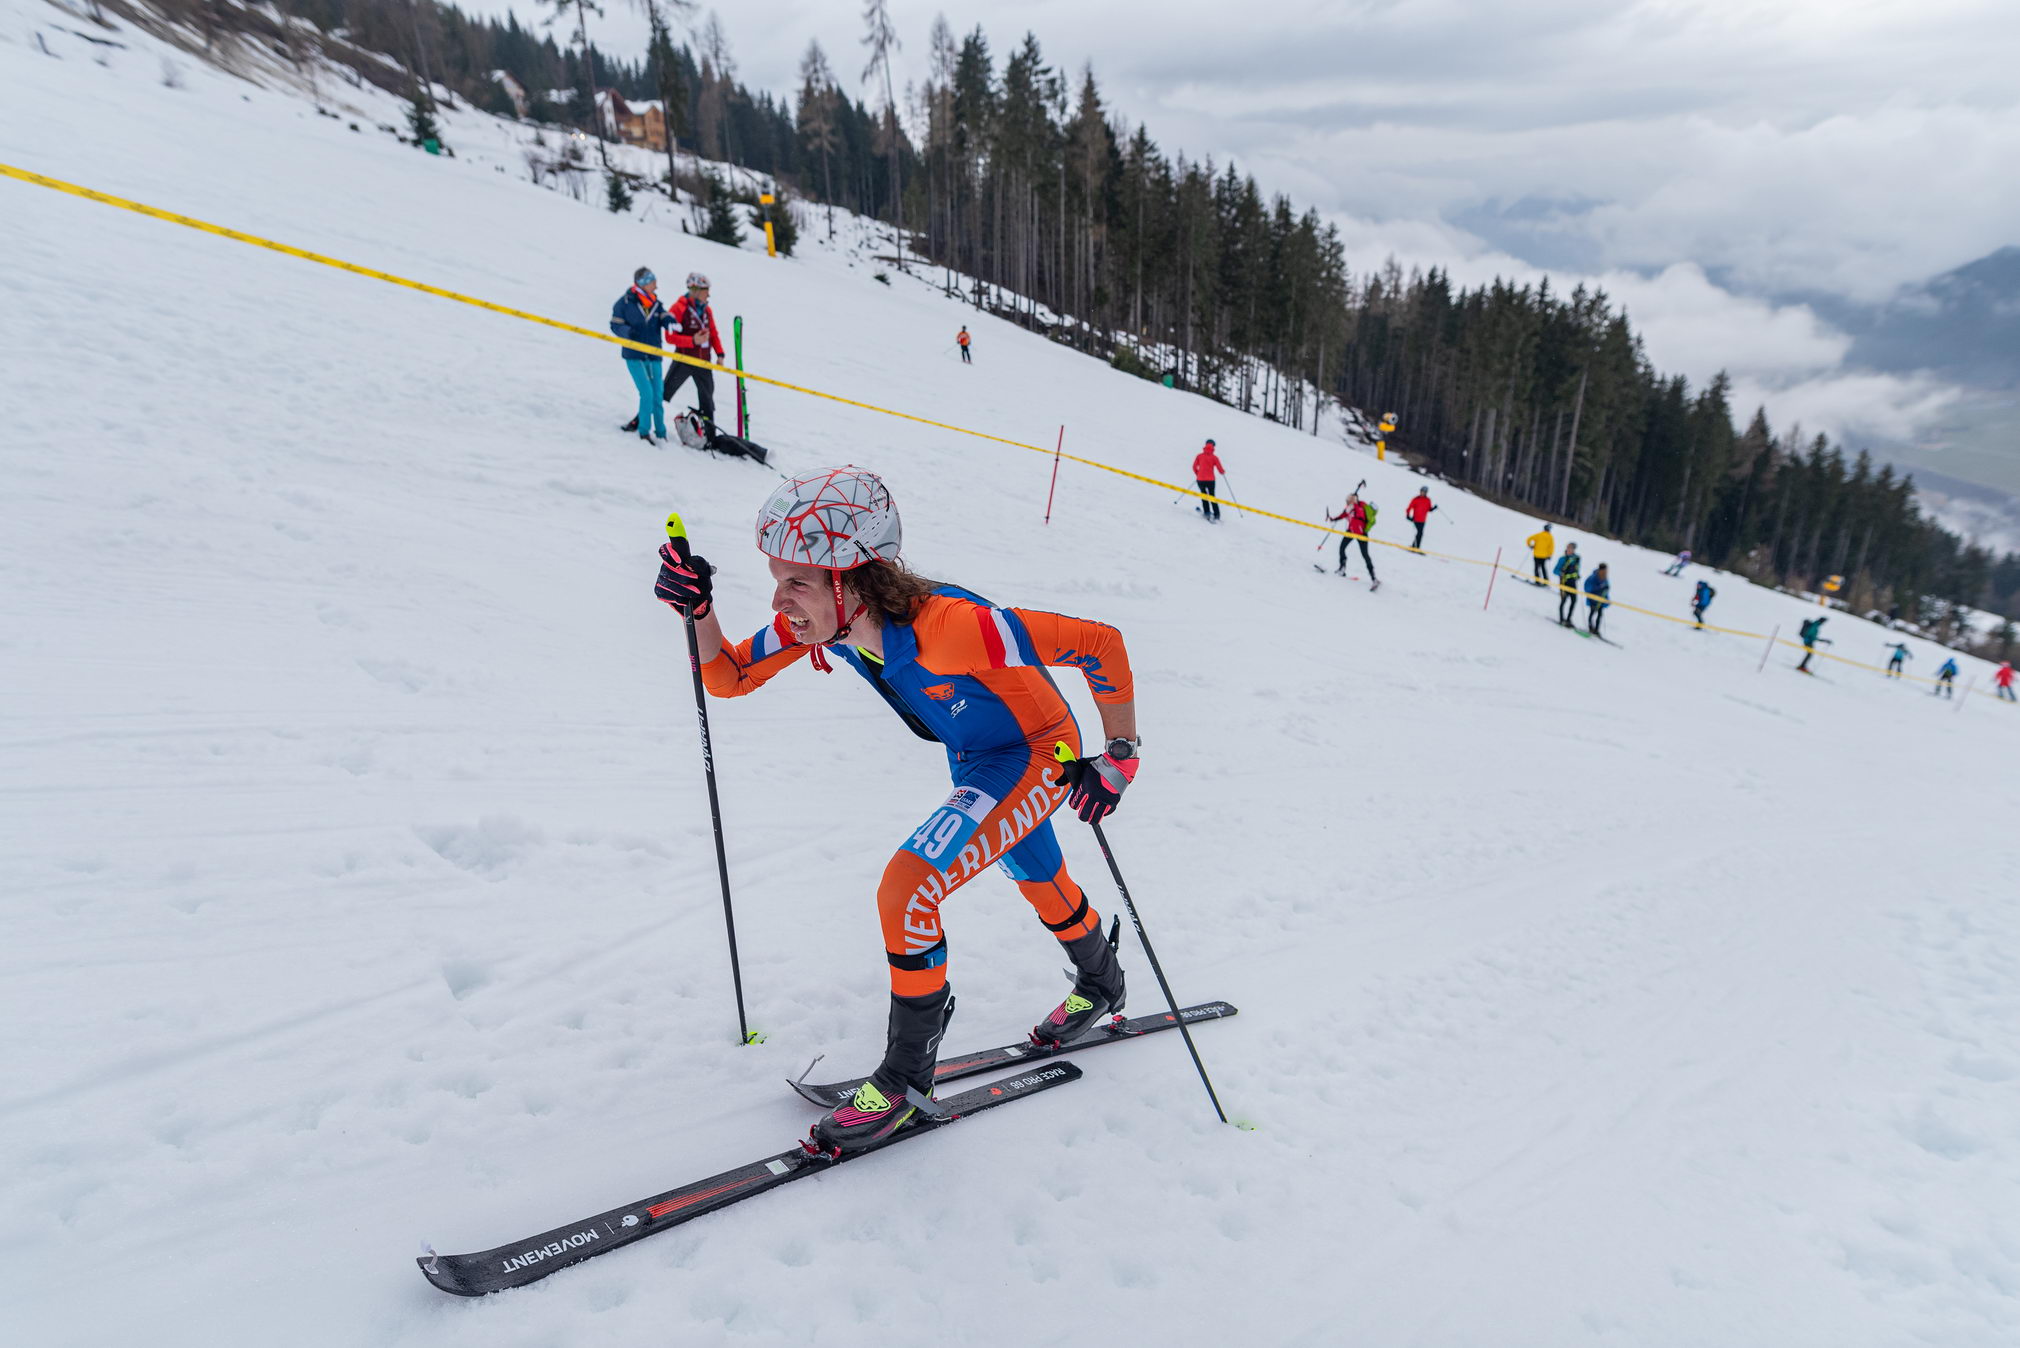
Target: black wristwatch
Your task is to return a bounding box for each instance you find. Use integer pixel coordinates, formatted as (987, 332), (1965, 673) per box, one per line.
(1105, 737), (1141, 760)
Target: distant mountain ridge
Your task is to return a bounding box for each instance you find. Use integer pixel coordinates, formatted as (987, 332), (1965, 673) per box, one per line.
(1849, 246), (2020, 389)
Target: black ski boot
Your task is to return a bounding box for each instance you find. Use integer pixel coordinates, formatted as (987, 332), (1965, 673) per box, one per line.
(1032, 919), (1126, 1046)
(808, 987), (955, 1158)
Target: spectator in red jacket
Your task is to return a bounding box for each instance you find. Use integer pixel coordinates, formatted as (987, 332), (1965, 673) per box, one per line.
(1192, 440), (1226, 522)
(625, 270), (723, 435)
(1404, 487), (1436, 550)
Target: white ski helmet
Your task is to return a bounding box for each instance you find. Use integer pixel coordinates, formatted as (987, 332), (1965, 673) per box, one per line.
(756, 467), (902, 572)
(686, 271), (711, 290)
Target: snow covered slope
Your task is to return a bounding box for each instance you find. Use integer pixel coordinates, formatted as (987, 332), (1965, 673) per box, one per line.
(4, 6), (2018, 1345)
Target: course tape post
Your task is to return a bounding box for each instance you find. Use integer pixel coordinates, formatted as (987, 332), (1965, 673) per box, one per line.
(2, 161), (2006, 704)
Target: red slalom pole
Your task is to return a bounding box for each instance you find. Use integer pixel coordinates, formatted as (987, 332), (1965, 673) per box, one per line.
(1483, 547), (1503, 610)
(1043, 425), (1065, 523)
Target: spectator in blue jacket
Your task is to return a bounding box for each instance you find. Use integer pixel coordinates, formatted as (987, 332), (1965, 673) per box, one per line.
(1584, 563), (1611, 637)
(611, 267), (675, 444)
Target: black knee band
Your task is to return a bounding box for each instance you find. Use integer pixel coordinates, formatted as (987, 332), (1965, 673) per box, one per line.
(1042, 895), (1091, 934)
(886, 941), (947, 972)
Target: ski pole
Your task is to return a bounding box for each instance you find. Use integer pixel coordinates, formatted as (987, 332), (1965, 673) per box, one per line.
(665, 512), (758, 1047)
(1056, 746), (1228, 1124)
(1217, 472), (1242, 522)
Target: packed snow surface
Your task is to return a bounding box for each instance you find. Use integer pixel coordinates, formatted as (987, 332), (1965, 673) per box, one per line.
(4, 6), (2018, 1345)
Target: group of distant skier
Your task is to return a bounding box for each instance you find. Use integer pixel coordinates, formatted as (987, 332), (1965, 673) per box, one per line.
(1189, 437), (2011, 690)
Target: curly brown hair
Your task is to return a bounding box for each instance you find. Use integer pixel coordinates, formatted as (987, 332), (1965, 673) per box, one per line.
(846, 559), (943, 624)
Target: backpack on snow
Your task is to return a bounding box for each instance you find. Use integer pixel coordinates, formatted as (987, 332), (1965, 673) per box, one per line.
(672, 410), (770, 466)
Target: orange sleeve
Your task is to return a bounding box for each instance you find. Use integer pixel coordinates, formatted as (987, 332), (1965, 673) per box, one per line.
(700, 622), (813, 698)
(1010, 608), (1135, 703)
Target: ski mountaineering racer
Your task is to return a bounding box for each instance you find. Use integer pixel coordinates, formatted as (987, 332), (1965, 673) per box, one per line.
(1526, 524), (1555, 583)
(652, 468), (1140, 1156)
(1326, 492), (1380, 590)
(1193, 440), (1226, 521)
(1404, 487), (1436, 550)
(1553, 543), (1582, 627)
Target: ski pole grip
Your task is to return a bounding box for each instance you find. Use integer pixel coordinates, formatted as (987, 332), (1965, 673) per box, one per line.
(664, 510), (692, 564)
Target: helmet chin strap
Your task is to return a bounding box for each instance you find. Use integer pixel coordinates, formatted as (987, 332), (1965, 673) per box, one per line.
(828, 569), (867, 643)
(803, 570), (867, 673)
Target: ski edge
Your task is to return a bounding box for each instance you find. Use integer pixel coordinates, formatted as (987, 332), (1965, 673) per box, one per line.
(788, 1001), (1239, 1109)
(417, 1061), (1083, 1297)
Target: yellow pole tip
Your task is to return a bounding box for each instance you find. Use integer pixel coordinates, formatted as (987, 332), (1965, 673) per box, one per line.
(665, 510), (686, 538)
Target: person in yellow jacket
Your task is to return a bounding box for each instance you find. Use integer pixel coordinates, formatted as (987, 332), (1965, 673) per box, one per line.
(1525, 523), (1555, 584)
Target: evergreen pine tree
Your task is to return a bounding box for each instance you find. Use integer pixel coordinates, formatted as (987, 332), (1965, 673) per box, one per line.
(605, 170), (633, 213)
(701, 174), (744, 245)
(407, 83), (443, 150)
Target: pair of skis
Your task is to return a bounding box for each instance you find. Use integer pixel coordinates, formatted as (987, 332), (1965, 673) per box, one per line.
(417, 1001), (1238, 1297)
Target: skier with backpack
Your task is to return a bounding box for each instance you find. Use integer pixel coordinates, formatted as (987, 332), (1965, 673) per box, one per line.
(1691, 579), (1716, 627)
(1552, 543), (1581, 627)
(1933, 657), (1960, 698)
(624, 271), (722, 437)
(1192, 440), (1226, 521)
(1326, 491), (1380, 590)
(1797, 616), (1832, 673)
(1583, 562), (1611, 637)
(652, 467), (1140, 1156)
(1404, 487), (1436, 550)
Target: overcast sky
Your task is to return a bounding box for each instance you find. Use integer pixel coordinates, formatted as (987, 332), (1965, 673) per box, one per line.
(478, 0), (2018, 440)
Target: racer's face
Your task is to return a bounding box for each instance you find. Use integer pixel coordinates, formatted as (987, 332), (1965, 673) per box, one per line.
(769, 558), (845, 644)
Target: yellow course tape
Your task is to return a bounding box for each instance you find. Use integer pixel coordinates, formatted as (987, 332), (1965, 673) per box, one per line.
(2, 160), (2007, 703)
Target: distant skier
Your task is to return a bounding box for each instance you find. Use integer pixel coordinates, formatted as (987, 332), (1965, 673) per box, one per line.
(1996, 661), (2016, 701)
(1691, 579), (1716, 627)
(653, 467), (1139, 1156)
(1326, 492), (1380, 590)
(1933, 657), (1959, 699)
(1797, 616), (1831, 673)
(1404, 487), (1436, 550)
(1584, 562), (1610, 637)
(1884, 642), (1912, 679)
(1193, 439), (1226, 522)
(957, 326), (972, 364)
(624, 271), (721, 435)
(1552, 542), (1581, 627)
(1525, 524), (1554, 584)
(611, 266), (676, 444)
(1662, 549), (1692, 577)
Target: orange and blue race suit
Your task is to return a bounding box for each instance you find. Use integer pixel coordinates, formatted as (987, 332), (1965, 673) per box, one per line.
(701, 584), (1134, 998)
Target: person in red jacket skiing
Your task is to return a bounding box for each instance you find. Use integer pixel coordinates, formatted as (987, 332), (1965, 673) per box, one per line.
(625, 271), (723, 435)
(1997, 661), (2016, 701)
(1404, 487), (1436, 550)
(1192, 439), (1226, 522)
(1326, 492), (1380, 590)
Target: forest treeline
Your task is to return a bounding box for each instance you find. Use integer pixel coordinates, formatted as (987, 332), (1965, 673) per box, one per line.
(138, 0), (2020, 643)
